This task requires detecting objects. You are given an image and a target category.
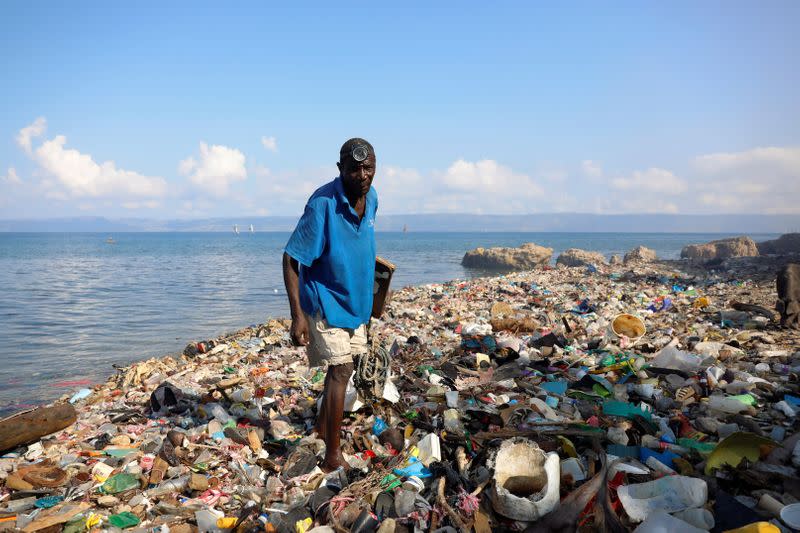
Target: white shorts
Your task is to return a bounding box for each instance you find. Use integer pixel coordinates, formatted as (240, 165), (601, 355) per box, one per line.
(305, 313), (368, 367)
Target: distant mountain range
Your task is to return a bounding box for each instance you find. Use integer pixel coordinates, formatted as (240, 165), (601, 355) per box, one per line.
(1, 214), (798, 233)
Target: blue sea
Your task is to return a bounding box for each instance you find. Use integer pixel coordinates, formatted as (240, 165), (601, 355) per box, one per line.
(0, 231), (778, 414)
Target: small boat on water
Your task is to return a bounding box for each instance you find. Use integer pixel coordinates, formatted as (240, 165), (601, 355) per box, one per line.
(249, 224), (254, 233)
(105, 236), (116, 244)
(233, 224), (240, 235)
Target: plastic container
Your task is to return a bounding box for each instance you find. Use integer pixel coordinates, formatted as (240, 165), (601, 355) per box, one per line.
(618, 476), (708, 522)
(632, 511), (707, 533)
(195, 509), (226, 533)
(781, 503), (800, 529)
(672, 507), (715, 530)
(417, 433), (441, 466)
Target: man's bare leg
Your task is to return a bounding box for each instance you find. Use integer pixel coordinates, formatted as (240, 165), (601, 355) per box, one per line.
(319, 362), (353, 472)
(314, 370), (331, 438)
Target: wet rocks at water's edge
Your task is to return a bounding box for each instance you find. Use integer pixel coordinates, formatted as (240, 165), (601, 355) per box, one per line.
(2, 244), (800, 532)
(461, 242), (552, 270)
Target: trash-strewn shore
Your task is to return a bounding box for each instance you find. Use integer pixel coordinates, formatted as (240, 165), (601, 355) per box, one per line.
(2, 253), (800, 533)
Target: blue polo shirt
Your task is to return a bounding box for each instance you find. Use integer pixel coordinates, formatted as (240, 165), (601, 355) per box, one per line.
(285, 176), (378, 329)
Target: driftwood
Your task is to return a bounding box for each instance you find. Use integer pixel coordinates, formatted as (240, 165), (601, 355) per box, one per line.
(0, 403), (77, 453)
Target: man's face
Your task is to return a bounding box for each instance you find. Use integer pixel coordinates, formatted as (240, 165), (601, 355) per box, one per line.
(338, 154), (376, 197)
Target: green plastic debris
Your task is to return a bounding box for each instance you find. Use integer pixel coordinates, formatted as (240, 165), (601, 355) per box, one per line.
(311, 370), (325, 383)
(63, 517), (87, 533)
(730, 393), (757, 406)
(223, 366), (236, 374)
(101, 473), (140, 494)
(677, 438), (717, 455)
(108, 511), (141, 529)
(602, 400), (652, 421)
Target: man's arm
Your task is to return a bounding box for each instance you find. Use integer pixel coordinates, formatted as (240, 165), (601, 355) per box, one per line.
(282, 252), (309, 346)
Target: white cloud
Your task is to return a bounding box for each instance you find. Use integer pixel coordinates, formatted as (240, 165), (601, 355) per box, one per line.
(2, 167), (21, 185)
(611, 167), (687, 194)
(261, 136), (278, 152)
(180, 142), (247, 195)
(16, 117), (46, 155)
(694, 146), (800, 174)
(582, 159), (603, 179)
(440, 159), (543, 195)
(251, 164), (271, 178)
(32, 135), (167, 198)
(691, 146), (800, 214)
(121, 200), (160, 209)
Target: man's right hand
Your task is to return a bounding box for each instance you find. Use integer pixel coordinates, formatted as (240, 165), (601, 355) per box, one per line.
(290, 314), (310, 346)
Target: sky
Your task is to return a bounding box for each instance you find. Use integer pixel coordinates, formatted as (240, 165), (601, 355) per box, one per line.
(1, 1), (799, 219)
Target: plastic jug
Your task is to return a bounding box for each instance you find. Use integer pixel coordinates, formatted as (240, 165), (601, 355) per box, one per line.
(618, 476), (708, 522)
(633, 511), (706, 533)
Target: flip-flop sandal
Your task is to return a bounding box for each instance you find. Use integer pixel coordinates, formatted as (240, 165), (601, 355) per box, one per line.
(350, 508), (380, 533)
(310, 484), (340, 520)
(374, 491), (396, 519)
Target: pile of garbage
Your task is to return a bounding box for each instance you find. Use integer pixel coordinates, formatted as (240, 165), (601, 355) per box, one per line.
(1, 260), (799, 533)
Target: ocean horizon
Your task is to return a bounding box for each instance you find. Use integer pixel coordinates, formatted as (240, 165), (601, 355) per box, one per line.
(0, 231), (779, 414)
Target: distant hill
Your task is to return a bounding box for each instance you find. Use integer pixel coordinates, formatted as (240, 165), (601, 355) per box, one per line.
(1, 214), (798, 233)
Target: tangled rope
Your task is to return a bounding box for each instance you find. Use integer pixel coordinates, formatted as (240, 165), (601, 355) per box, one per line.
(354, 337), (390, 399)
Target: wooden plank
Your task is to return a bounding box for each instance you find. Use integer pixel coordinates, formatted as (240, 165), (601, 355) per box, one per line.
(0, 403), (77, 453)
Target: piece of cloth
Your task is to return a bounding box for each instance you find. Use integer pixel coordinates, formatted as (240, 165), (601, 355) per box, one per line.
(285, 177), (378, 329)
(306, 312), (368, 367)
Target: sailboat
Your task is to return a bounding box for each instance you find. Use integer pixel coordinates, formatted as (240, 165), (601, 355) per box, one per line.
(233, 224), (240, 235)
(249, 224), (254, 233)
(402, 224), (408, 234)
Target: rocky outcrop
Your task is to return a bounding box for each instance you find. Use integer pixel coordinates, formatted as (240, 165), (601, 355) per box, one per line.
(462, 243), (553, 270)
(556, 248), (606, 267)
(757, 233), (800, 256)
(680, 236), (759, 261)
(624, 246), (657, 264)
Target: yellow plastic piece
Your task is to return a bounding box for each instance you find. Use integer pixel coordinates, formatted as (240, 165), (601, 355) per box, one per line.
(216, 517), (238, 529)
(294, 517), (313, 533)
(723, 522), (780, 533)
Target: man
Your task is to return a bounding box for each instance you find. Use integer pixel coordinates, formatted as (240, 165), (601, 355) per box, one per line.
(282, 138), (377, 472)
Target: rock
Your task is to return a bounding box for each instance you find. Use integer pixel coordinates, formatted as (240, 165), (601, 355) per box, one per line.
(758, 233), (800, 255)
(461, 243), (553, 271)
(680, 236), (759, 261)
(610, 255), (623, 265)
(624, 246), (657, 264)
(98, 495), (120, 507)
(556, 248), (606, 267)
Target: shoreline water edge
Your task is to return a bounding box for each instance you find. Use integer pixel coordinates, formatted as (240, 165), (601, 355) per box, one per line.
(1, 235), (799, 531)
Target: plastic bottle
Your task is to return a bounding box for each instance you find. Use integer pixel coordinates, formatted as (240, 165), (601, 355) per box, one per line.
(773, 363), (791, 374)
(443, 409), (464, 433)
(145, 475), (190, 497)
(208, 403), (233, 424)
(708, 395), (754, 414)
(656, 418), (676, 443)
